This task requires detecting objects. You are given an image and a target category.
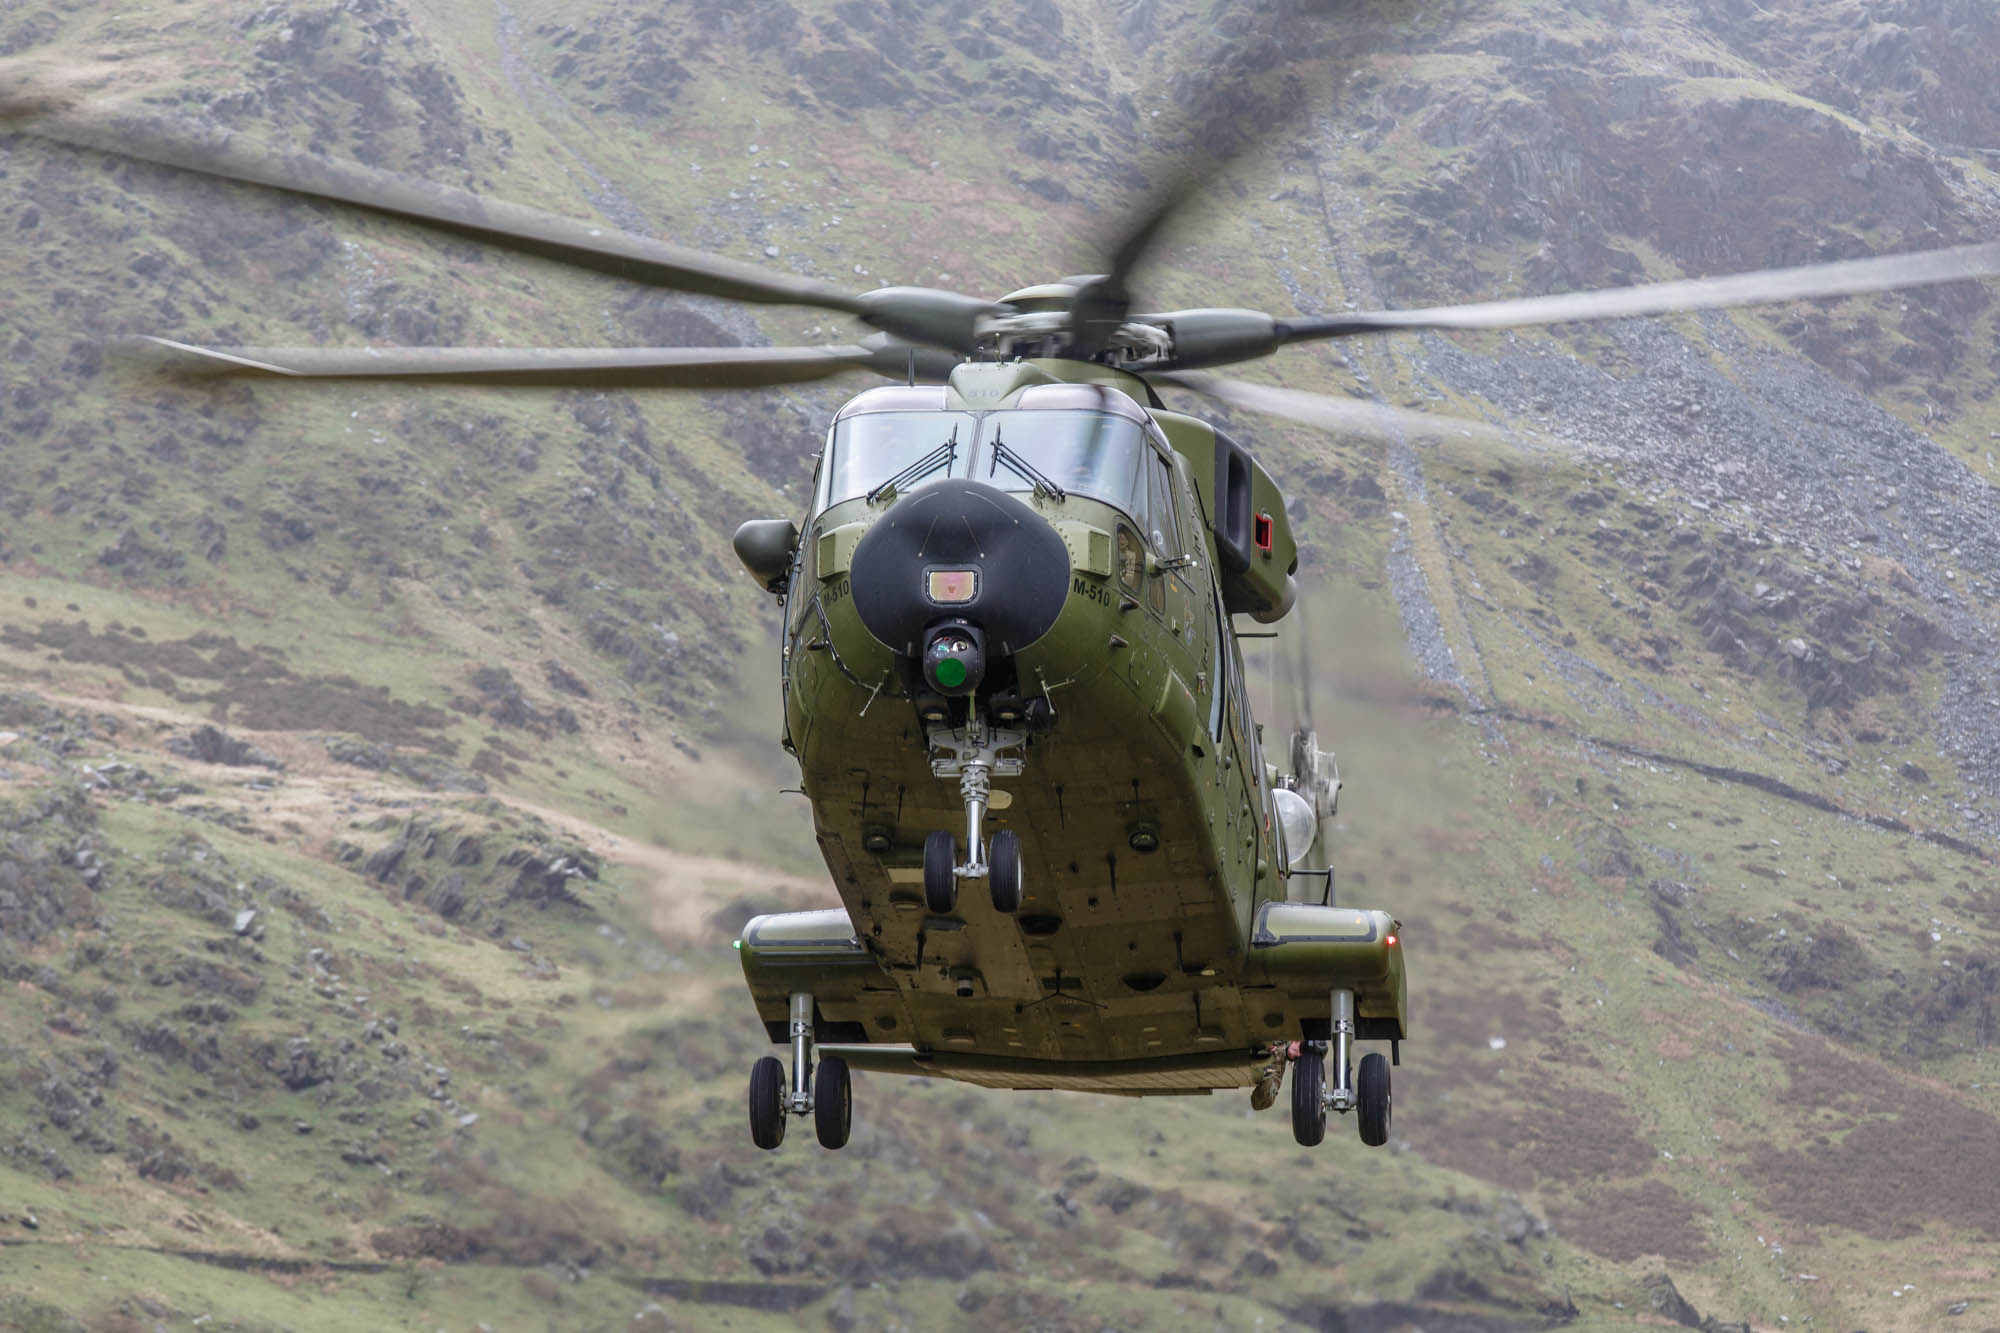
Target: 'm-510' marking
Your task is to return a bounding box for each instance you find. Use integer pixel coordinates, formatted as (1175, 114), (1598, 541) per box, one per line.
(1072, 575), (1114, 607)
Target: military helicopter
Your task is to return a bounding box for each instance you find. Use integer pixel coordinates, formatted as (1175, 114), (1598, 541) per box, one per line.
(14, 68), (2000, 1155)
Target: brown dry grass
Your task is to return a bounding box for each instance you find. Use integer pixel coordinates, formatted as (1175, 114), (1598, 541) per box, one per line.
(1548, 1178), (1710, 1263)
(1746, 1033), (2000, 1241)
(1425, 1084), (1656, 1194)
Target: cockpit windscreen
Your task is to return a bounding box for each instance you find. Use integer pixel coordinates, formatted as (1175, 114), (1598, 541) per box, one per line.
(979, 410), (1147, 516)
(821, 411), (977, 507)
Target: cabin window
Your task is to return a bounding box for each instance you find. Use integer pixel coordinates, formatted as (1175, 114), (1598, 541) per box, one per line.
(979, 410), (1148, 520)
(821, 411), (976, 508)
(1146, 451), (1183, 559)
(1116, 525), (1144, 596)
(1146, 556), (1168, 616)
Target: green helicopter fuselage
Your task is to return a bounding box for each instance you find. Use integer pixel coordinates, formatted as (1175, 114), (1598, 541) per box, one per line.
(735, 359), (1405, 1095)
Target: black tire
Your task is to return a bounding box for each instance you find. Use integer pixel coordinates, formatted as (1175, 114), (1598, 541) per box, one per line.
(923, 830), (958, 914)
(814, 1055), (852, 1150)
(1357, 1051), (1391, 1147)
(989, 828), (1023, 913)
(748, 1055), (786, 1150)
(1291, 1045), (1326, 1147)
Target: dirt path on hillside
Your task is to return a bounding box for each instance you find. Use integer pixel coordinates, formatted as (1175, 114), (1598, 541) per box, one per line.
(25, 690), (829, 945)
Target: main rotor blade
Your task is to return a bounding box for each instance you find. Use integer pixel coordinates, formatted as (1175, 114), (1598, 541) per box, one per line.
(1276, 241), (2000, 343)
(127, 336), (946, 389)
(1278, 595), (1314, 736)
(15, 107), (870, 319)
(1067, 0), (1380, 356)
(1068, 168), (1209, 358)
(1156, 371), (1508, 447)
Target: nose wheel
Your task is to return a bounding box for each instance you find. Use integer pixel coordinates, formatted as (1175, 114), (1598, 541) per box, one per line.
(921, 827), (1024, 916)
(924, 723), (1028, 916)
(988, 829), (1022, 913)
(923, 830), (958, 914)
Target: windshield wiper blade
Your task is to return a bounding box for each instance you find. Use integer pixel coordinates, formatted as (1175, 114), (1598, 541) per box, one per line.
(868, 428), (959, 502)
(987, 430), (1066, 500)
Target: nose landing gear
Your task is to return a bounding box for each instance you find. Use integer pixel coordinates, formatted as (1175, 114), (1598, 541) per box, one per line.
(923, 723), (1028, 915)
(747, 991), (852, 1151)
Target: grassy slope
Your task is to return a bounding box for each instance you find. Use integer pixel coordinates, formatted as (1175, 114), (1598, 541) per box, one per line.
(2, 1), (1998, 1330)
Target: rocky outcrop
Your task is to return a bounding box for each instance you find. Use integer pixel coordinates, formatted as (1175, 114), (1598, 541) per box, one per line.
(0, 785), (104, 945)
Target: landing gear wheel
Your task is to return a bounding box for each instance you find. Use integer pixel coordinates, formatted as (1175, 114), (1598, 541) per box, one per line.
(748, 1055), (786, 1151)
(1357, 1051), (1391, 1147)
(923, 830), (958, 914)
(1291, 1044), (1326, 1147)
(814, 1055), (852, 1150)
(989, 829), (1022, 913)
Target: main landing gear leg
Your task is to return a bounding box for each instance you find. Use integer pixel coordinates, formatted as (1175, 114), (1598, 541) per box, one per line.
(1286, 992), (1394, 1149)
(1327, 987), (1356, 1115)
(1306, 987), (1391, 1148)
(787, 991), (814, 1120)
(748, 991), (852, 1151)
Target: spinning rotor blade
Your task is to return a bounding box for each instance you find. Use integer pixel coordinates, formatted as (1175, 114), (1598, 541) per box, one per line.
(1067, 166), (1211, 358)
(130, 335), (958, 389)
(1142, 242), (2000, 373)
(18, 111), (866, 314)
(1278, 596), (1315, 736)
(1156, 371), (1506, 447)
(1064, 0), (1408, 356)
(1274, 240), (2000, 345)
(9, 91), (1004, 353)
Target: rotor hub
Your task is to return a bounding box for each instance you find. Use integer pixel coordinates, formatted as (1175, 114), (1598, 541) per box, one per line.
(973, 307), (1174, 368)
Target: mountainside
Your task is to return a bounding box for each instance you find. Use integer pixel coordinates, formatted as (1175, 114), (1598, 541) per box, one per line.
(2, 1), (1998, 1330)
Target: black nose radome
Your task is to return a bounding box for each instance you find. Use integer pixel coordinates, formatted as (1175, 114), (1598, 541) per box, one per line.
(848, 480), (1072, 656)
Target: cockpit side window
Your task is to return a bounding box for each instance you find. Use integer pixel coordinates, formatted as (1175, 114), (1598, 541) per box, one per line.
(979, 410), (1148, 521)
(1146, 450), (1183, 559)
(821, 411), (976, 508)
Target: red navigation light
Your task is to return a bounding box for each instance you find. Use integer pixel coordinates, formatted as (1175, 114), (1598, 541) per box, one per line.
(1253, 511), (1274, 553)
(1385, 933), (1398, 947)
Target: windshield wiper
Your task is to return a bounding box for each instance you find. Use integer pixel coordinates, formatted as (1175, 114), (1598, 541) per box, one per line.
(987, 428), (1066, 500)
(867, 427), (959, 502)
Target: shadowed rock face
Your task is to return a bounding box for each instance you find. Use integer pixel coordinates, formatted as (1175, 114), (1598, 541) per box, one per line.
(1370, 33), (1987, 302)
(1697, 0), (2000, 151)
(0, 784), (101, 944)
